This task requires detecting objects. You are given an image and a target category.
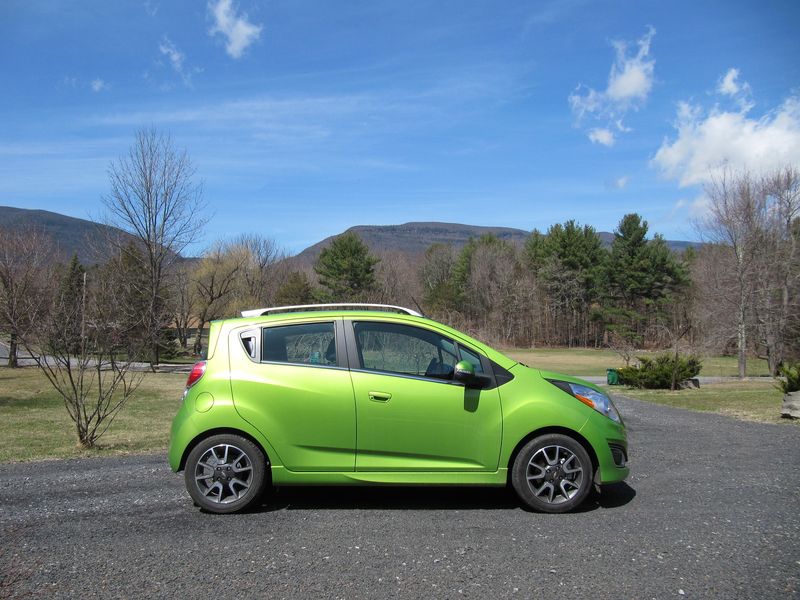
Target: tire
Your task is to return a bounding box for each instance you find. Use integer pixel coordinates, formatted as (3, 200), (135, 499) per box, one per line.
(184, 434), (267, 514)
(511, 433), (593, 513)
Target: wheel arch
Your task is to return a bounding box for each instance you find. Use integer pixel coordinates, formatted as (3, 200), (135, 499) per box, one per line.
(178, 428), (271, 473)
(506, 426), (599, 485)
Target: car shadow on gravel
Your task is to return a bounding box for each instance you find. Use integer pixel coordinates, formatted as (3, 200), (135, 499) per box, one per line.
(245, 482), (635, 513)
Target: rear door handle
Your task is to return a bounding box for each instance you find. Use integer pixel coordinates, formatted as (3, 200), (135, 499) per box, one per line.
(368, 391), (392, 402)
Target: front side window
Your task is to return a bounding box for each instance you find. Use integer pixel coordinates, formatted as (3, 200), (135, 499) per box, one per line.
(261, 322), (337, 366)
(458, 345), (485, 374)
(354, 322), (458, 380)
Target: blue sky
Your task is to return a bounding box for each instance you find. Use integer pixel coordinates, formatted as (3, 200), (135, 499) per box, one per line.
(2, 0), (799, 255)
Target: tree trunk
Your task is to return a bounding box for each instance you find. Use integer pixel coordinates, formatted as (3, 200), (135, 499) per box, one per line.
(7, 332), (18, 368)
(737, 291), (747, 379)
(193, 322), (205, 356)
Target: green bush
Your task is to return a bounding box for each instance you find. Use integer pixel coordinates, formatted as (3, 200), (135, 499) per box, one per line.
(776, 361), (800, 394)
(618, 354), (702, 389)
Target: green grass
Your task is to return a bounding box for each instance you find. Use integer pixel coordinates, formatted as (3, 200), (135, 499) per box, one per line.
(501, 347), (771, 378)
(613, 380), (796, 425)
(0, 367), (185, 463)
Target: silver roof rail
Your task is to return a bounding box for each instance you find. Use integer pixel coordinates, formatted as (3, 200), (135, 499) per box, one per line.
(241, 303), (423, 318)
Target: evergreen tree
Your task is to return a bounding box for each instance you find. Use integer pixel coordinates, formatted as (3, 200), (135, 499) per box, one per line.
(275, 271), (314, 306)
(51, 254), (86, 355)
(603, 214), (689, 345)
(524, 221), (607, 345)
(314, 232), (379, 302)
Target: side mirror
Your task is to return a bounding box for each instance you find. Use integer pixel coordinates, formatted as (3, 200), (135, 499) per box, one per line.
(454, 360), (491, 389)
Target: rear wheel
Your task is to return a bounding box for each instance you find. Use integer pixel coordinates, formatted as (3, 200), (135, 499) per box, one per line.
(184, 434), (267, 514)
(511, 434), (593, 513)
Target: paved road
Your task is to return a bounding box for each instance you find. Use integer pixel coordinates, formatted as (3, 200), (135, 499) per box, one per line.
(1, 396), (798, 599)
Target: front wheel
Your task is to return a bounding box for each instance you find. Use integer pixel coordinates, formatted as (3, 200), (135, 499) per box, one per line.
(184, 434), (267, 514)
(511, 434), (593, 513)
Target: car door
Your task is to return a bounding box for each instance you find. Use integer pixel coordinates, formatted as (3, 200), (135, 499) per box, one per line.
(347, 320), (502, 472)
(230, 319), (356, 471)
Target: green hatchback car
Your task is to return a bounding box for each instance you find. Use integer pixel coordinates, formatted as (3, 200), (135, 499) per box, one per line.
(169, 304), (628, 514)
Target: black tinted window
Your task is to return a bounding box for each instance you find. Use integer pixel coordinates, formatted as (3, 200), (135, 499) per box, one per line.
(354, 322), (457, 380)
(262, 322), (337, 366)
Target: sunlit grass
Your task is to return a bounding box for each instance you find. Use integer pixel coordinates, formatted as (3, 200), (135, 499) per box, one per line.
(501, 347), (770, 377)
(0, 367), (185, 462)
(613, 380), (795, 425)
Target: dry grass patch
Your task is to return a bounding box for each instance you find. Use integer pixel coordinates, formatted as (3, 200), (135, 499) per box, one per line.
(501, 347), (770, 377)
(0, 367), (185, 462)
(615, 380), (796, 425)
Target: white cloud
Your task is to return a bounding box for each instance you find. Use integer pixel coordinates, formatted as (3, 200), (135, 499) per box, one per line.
(716, 67), (753, 111)
(208, 0), (262, 59)
(90, 78), (107, 92)
(158, 37), (200, 86)
(606, 28), (656, 103)
(569, 27), (656, 145)
(718, 68), (742, 96)
(689, 194), (711, 217)
(670, 195), (711, 220)
(588, 127), (615, 146)
(159, 37), (185, 73)
(613, 175), (629, 189)
(653, 71), (800, 187)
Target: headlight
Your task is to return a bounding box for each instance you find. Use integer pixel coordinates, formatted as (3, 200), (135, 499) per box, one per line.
(547, 380), (621, 422)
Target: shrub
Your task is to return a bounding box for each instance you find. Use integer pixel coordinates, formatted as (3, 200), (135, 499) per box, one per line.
(776, 361), (800, 394)
(618, 354), (702, 389)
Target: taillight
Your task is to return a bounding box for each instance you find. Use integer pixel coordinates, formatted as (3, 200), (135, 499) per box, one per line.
(186, 361), (206, 389)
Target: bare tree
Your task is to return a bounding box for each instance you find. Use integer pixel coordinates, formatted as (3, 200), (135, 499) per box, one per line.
(13, 255), (145, 448)
(192, 241), (247, 355)
(232, 233), (285, 307)
(0, 227), (53, 367)
(702, 170), (762, 378)
(753, 167), (800, 370)
(171, 260), (196, 350)
(701, 166), (800, 376)
(374, 250), (422, 308)
(103, 128), (205, 366)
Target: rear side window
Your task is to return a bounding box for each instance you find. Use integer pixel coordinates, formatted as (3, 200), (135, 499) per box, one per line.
(261, 322), (337, 366)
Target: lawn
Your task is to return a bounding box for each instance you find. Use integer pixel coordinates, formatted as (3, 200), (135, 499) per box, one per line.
(0, 367), (185, 463)
(612, 380), (795, 425)
(501, 347), (771, 378)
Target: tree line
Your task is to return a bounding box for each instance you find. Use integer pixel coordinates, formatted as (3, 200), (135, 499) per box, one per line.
(0, 129), (797, 447)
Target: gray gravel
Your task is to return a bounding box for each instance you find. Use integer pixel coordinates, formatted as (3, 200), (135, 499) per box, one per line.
(1, 396), (799, 599)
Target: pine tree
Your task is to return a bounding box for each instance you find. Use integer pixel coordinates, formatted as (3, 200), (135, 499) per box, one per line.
(603, 214), (689, 346)
(275, 271), (314, 306)
(51, 254), (86, 355)
(314, 232), (379, 302)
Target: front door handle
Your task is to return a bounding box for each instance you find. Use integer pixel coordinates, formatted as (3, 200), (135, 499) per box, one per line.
(368, 391), (392, 402)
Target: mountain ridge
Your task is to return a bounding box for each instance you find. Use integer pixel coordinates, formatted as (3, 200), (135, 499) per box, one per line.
(0, 207), (702, 267)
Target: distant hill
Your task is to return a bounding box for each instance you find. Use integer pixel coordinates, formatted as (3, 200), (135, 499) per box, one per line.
(293, 222), (531, 265)
(0, 206), (134, 266)
(292, 221), (701, 265)
(0, 208), (701, 268)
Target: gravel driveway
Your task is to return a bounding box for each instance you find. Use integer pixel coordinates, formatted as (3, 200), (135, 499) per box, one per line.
(1, 396), (798, 599)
